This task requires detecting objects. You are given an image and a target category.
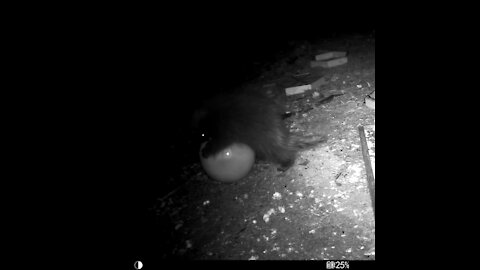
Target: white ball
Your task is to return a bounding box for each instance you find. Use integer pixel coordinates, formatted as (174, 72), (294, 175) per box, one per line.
(200, 142), (255, 182)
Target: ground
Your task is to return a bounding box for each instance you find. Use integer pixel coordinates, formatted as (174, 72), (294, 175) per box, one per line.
(147, 33), (375, 260)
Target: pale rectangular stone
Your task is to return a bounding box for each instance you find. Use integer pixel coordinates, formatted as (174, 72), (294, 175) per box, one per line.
(315, 51), (347, 61)
(310, 77), (327, 90)
(310, 57), (348, 68)
(285, 84), (311, 96)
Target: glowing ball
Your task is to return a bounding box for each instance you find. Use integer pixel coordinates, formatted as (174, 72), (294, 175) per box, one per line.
(200, 142), (255, 182)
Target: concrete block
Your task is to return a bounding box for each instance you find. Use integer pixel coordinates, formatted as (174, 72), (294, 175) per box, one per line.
(310, 57), (348, 68)
(315, 51), (347, 61)
(310, 77), (327, 90)
(285, 84), (311, 96)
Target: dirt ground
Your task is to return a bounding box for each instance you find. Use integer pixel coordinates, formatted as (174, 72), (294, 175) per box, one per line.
(148, 33), (375, 260)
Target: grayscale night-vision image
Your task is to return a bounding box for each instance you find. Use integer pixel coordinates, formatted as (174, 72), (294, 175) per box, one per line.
(54, 11), (375, 268)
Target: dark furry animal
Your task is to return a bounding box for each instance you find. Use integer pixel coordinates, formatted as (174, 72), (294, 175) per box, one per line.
(192, 90), (327, 170)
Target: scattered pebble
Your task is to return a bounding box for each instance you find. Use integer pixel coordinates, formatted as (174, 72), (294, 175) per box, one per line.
(364, 249), (375, 256)
(263, 208), (276, 223)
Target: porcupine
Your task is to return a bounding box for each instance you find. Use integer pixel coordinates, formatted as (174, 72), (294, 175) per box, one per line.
(192, 88), (327, 170)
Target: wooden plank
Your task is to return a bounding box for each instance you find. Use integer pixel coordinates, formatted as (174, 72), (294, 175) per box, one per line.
(358, 125), (375, 218)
